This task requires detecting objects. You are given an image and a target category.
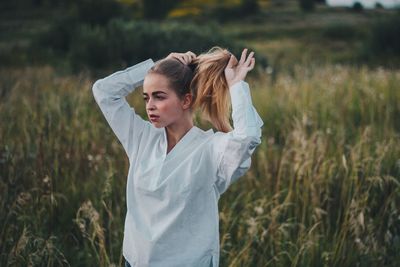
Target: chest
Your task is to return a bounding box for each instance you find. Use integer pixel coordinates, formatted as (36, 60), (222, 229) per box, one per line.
(132, 136), (215, 200)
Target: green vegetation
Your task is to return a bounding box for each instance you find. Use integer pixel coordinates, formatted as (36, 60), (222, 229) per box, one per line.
(1, 0), (399, 266)
(298, 0), (315, 12)
(32, 18), (260, 73)
(1, 61), (399, 267)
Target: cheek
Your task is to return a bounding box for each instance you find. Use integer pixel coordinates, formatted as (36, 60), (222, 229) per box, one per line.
(158, 100), (182, 116)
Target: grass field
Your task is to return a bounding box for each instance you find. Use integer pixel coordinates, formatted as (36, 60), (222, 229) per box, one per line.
(1, 1), (400, 266)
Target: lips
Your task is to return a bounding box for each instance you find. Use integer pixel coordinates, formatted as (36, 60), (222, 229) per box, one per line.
(149, 114), (160, 122)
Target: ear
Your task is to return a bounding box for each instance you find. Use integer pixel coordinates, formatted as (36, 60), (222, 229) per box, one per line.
(181, 93), (193, 110)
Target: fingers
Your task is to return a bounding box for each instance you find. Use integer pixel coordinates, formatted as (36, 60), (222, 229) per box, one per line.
(244, 51), (254, 65)
(249, 57), (255, 70)
(183, 54), (190, 64)
(181, 51), (197, 64)
(232, 54), (238, 66)
(237, 48), (255, 70)
(168, 53), (186, 64)
(239, 48), (248, 65)
(227, 54), (236, 68)
(245, 51), (255, 68)
(238, 48), (255, 69)
(186, 51), (196, 59)
(167, 51), (197, 65)
(181, 51), (196, 65)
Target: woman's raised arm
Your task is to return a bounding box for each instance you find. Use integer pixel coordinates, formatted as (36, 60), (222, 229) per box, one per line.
(92, 59), (155, 161)
(212, 49), (264, 195)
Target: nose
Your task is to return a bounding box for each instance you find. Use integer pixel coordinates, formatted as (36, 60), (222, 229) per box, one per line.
(146, 98), (156, 111)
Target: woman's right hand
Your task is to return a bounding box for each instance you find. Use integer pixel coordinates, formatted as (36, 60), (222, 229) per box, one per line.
(166, 51), (197, 65)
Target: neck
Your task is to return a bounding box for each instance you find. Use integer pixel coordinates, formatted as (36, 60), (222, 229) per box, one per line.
(165, 116), (194, 152)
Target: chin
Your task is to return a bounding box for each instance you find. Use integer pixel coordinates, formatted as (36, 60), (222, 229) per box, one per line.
(151, 122), (164, 128)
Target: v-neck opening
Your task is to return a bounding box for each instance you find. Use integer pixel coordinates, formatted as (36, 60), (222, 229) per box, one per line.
(163, 126), (197, 159)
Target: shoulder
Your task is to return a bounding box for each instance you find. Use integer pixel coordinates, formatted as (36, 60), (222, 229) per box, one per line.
(194, 126), (214, 138)
(194, 126), (226, 146)
(137, 123), (165, 148)
(194, 127), (231, 159)
(191, 126), (217, 150)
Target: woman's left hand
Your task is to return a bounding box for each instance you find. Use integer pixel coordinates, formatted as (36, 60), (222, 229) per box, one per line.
(224, 48), (255, 88)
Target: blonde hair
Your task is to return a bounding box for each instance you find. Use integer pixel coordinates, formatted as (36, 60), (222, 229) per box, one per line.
(149, 46), (233, 133)
(190, 46), (232, 133)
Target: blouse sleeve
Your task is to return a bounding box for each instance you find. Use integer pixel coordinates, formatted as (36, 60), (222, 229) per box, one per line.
(92, 59), (155, 161)
(212, 80), (264, 195)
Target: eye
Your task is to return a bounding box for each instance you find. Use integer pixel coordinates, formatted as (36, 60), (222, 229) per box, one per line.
(143, 97), (149, 102)
(155, 95), (165, 100)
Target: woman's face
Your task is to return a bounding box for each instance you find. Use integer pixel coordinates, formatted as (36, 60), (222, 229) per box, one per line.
(143, 73), (187, 128)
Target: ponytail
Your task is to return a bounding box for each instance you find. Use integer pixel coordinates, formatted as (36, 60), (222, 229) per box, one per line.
(190, 47), (232, 133)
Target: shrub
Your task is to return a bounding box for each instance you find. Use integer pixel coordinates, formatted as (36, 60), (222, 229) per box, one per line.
(320, 23), (362, 40)
(299, 0), (315, 12)
(68, 24), (113, 70)
(359, 13), (400, 66)
(207, 0), (260, 22)
(142, 0), (182, 20)
(368, 14), (400, 56)
(352, 2), (364, 12)
(33, 16), (268, 73)
(240, 0), (260, 15)
(33, 13), (79, 55)
(71, 0), (123, 26)
(67, 18), (268, 72)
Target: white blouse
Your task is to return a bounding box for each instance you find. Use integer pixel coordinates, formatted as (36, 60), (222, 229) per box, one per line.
(92, 58), (264, 267)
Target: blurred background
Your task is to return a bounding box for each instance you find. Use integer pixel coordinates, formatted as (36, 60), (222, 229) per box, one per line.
(0, 0), (400, 266)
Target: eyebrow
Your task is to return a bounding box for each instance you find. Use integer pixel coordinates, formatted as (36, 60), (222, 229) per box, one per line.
(143, 91), (167, 96)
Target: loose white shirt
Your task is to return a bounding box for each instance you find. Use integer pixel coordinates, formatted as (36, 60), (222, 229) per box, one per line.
(92, 59), (264, 267)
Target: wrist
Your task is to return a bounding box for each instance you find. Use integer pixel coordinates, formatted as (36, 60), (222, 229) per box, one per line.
(228, 79), (242, 89)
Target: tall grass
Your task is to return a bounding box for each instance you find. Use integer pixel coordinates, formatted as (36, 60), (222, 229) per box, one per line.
(0, 64), (399, 266)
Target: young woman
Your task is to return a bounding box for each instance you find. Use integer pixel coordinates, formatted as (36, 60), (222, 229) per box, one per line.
(92, 47), (264, 267)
